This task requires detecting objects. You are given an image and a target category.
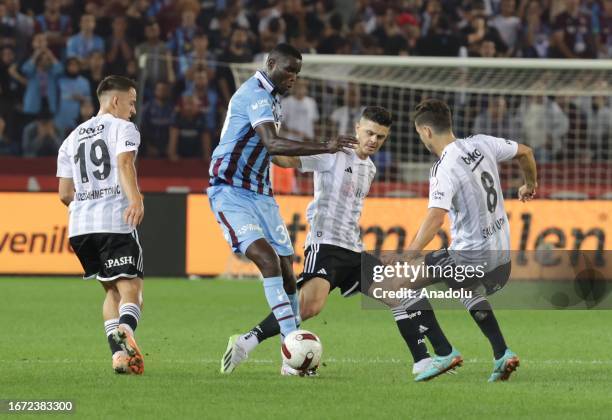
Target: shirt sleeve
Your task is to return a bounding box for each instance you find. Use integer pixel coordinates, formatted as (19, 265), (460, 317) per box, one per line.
(428, 165), (454, 211)
(299, 153), (335, 173)
(246, 90), (275, 128)
(115, 122), (141, 156)
(56, 138), (73, 178)
(487, 136), (518, 162)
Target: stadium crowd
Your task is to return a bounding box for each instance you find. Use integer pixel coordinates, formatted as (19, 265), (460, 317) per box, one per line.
(0, 0), (610, 161)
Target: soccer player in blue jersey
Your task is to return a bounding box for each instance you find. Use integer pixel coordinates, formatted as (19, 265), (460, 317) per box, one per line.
(210, 44), (357, 374)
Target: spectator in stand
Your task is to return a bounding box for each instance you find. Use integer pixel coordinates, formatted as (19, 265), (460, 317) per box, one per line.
(586, 85), (612, 159)
(82, 51), (105, 110)
(596, 0), (612, 58)
(34, 0), (72, 58)
(21, 34), (62, 119)
(54, 57), (91, 133)
(167, 95), (211, 162)
(135, 19), (175, 97)
(0, 116), (19, 155)
(517, 92), (569, 162)
(281, 78), (319, 141)
(519, 0), (551, 58)
(330, 84), (364, 136)
(474, 38), (498, 57)
(21, 110), (61, 157)
(415, 13), (464, 56)
(473, 96), (518, 139)
(0, 46), (27, 114)
(318, 12), (347, 54)
(253, 31), (278, 65)
(420, 0), (442, 37)
(105, 15), (133, 76)
(207, 11), (233, 57)
(371, 8), (411, 55)
(178, 31), (216, 84)
(166, 4), (199, 57)
(76, 99), (94, 124)
(140, 81), (174, 157)
(66, 14), (104, 65)
(555, 95), (589, 160)
(489, 0), (521, 56)
(217, 28), (254, 105)
(3, 0), (34, 61)
(183, 70), (218, 134)
(549, 0), (597, 58)
(461, 4), (508, 56)
(125, 0), (151, 44)
(125, 58), (139, 81)
(0, 3), (17, 50)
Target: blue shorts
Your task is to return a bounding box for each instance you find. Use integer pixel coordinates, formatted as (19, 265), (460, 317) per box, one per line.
(207, 184), (294, 256)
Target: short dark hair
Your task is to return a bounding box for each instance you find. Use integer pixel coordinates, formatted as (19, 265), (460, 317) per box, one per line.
(361, 106), (392, 127)
(96, 75), (137, 99)
(268, 43), (302, 61)
(413, 99), (452, 133)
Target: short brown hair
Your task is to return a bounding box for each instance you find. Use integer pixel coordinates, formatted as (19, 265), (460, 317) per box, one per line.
(413, 99), (452, 133)
(96, 75), (137, 99)
(361, 106), (392, 127)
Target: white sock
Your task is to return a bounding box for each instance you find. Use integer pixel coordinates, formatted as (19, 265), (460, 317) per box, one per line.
(239, 333), (259, 354)
(104, 318), (119, 337)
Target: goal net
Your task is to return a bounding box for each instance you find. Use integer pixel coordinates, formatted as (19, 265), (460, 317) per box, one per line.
(230, 56), (612, 200)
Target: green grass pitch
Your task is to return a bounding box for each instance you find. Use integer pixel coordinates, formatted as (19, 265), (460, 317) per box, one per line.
(2, 277), (612, 419)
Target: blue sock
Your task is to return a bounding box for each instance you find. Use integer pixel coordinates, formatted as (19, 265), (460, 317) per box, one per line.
(263, 277), (296, 340)
(287, 293), (301, 328)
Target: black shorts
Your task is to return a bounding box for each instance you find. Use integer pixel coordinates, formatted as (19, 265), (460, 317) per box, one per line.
(297, 244), (362, 298)
(69, 232), (144, 281)
(424, 248), (511, 295)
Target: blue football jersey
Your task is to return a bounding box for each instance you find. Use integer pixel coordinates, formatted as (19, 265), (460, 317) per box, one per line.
(209, 70), (281, 196)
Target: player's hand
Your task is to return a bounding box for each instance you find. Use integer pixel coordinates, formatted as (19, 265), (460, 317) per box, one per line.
(327, 135), (358, 154)
(518, 183), (537, 202)
(124, 200), (144, 228)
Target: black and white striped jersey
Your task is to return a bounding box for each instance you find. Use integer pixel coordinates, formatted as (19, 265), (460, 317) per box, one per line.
(56, 114), (141, 238)
(428, 135), (518, 267)
(299, 150), (376, 252)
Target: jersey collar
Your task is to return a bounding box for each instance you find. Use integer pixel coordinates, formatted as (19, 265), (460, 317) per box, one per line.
(254, 70), (278, 96)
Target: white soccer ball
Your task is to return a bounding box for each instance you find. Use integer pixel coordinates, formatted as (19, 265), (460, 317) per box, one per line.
(281, 329), (323, 372)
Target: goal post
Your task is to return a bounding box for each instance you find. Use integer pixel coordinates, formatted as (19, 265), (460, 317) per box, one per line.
(230, 56), (612, 200)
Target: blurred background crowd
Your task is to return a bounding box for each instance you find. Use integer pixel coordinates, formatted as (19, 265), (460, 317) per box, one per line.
(0, 0), (610, 162)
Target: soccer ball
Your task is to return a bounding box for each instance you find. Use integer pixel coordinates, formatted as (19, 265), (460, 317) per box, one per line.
(281, 330), (323, 372)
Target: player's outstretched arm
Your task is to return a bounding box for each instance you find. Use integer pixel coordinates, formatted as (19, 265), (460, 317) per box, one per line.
(514, 144), (538, 202)
(117, 151), (144, 228)
(58, 178), (75, 207)
(255, 122), (357, 156)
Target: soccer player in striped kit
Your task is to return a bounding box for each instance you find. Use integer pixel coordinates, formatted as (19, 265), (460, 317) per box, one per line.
(211, 44), (357, 374)
(388, 98), (537, 382)
(56, 76), (145, 374)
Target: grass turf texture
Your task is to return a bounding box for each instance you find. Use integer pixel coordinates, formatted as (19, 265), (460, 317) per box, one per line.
(2, 277), (611, 419)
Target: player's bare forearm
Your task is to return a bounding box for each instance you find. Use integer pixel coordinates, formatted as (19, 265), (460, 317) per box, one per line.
(272, 156), (300, 168)
(117, 154), (141, 204)
(58, 178), (75, 207)
(407, 208), (447, 253)
(117, 151), (144, 227)
(515, 144), (538, 202)
(255, 123), (357, 156)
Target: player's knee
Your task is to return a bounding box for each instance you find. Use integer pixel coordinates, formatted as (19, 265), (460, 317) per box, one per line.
(255, 253), (281, 276)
